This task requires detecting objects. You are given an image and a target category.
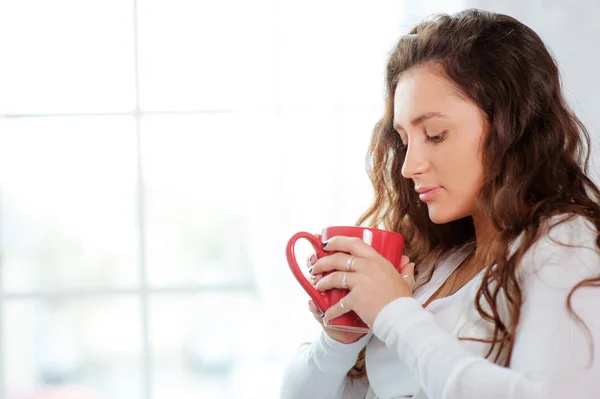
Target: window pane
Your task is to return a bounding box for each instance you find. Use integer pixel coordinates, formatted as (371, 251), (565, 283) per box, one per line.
(141, 113), (278, 287)
(330, 109), (379, 223)
(0, 116), (139, 291)
(137, 0), (276, 112)
(275, 0), (403, 110)
(271, 109), (377, 233)
(0, 0), (136, 114)
(4, 297), (143, 399)
(148, 292), (320, 399)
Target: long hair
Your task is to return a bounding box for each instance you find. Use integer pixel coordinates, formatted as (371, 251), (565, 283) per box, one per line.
(348, 8), (600, 379)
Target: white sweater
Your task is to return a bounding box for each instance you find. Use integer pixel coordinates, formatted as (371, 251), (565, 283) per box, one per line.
(280, 215), (600, 399)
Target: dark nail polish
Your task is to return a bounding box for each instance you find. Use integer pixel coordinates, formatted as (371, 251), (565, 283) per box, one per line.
(320, 313), (325, 318)
(308, 267), (313, 274)
(321, 241), (328, 249)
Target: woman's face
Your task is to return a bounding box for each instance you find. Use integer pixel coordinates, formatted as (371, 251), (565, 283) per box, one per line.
(394, 64), (487, 224)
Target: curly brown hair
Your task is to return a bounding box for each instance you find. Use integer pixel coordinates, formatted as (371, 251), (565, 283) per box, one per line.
(348, 8), (600, 379)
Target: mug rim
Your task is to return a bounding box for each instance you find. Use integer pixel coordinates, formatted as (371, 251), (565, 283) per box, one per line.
(322, 225), (404, 239)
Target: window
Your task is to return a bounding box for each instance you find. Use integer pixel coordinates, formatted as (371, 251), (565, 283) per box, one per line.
(16, 1), (600, 398)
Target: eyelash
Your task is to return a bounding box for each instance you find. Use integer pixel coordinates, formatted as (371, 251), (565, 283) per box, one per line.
(396, 130), (447, 148)
(426, 131), (446, 144)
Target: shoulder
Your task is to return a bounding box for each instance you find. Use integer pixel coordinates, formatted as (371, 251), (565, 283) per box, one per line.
(517, 214), (599, 286)
(535, 213), (597, 252)
(531, 213), (597, 258)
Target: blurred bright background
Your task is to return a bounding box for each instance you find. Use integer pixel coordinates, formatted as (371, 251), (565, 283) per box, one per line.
(0, 0), (598, 398)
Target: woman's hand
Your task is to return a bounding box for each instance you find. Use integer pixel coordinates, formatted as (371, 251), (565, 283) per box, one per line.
(305, 235), (367, 344)
(311, 236), (415, 328)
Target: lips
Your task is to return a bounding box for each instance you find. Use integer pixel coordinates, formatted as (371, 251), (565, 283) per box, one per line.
(416, 186), (442, 201)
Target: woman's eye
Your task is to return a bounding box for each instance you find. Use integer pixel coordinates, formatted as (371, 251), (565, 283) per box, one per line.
(426, 131), (446, 144)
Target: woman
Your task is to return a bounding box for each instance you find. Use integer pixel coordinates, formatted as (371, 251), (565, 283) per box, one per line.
(280, 8), (600, 399)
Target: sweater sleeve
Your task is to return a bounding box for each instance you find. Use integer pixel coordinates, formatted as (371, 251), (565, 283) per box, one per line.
(372, 216), (600, 399)
(279, 330), (372, 399)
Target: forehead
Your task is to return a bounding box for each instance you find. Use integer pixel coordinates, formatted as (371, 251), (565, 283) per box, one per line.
(393, 65), (463, 126)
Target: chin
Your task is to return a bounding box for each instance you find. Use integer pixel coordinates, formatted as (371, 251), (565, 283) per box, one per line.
(426, 204), (466, 224)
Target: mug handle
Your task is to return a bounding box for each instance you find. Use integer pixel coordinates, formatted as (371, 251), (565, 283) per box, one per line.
(286, 231), (330, 312)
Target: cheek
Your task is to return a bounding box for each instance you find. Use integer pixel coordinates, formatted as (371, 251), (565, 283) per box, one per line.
(432, 146), (483, 218)
(457, 165), (483, 211)
(446, 143), (483, 192)
(457, 162), (483, 199)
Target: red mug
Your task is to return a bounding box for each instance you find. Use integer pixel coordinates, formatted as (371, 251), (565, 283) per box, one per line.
(286, 226), (405, 333)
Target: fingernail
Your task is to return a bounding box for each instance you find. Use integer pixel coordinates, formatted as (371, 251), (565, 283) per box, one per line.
(321, 241), (328, 249)
(320, 313), (325, 318)
(308, 267), (314, 274)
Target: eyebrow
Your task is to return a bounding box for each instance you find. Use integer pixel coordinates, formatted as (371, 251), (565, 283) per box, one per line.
(393, 111), (449, 131)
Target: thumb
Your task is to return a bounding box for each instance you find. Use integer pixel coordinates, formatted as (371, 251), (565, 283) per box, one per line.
(400, 255), (410, 268)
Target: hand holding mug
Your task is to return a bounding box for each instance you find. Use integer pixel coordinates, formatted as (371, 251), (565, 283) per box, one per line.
(311, 237), (415, 328)
(286, 226), (412, 335)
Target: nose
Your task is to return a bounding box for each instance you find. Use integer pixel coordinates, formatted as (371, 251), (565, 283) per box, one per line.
(401, 141), (429, 179)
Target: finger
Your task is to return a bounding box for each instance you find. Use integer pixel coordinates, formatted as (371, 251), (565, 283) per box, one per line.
(310, 274), (323, 286)
(322, 236), (381, 259)
(315, 271), (357, 292)
(400, 261), (415, 277)
(304, 233), (322, 270)
(312, 252), (364, 275)
(323, 296), (353, 324)
(305, 253), (317, 268)
(308, 300), (325, 323)
(308, 299), (321, 315)
(400, 262), (416, 290)
(400, 255), (411, 268)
